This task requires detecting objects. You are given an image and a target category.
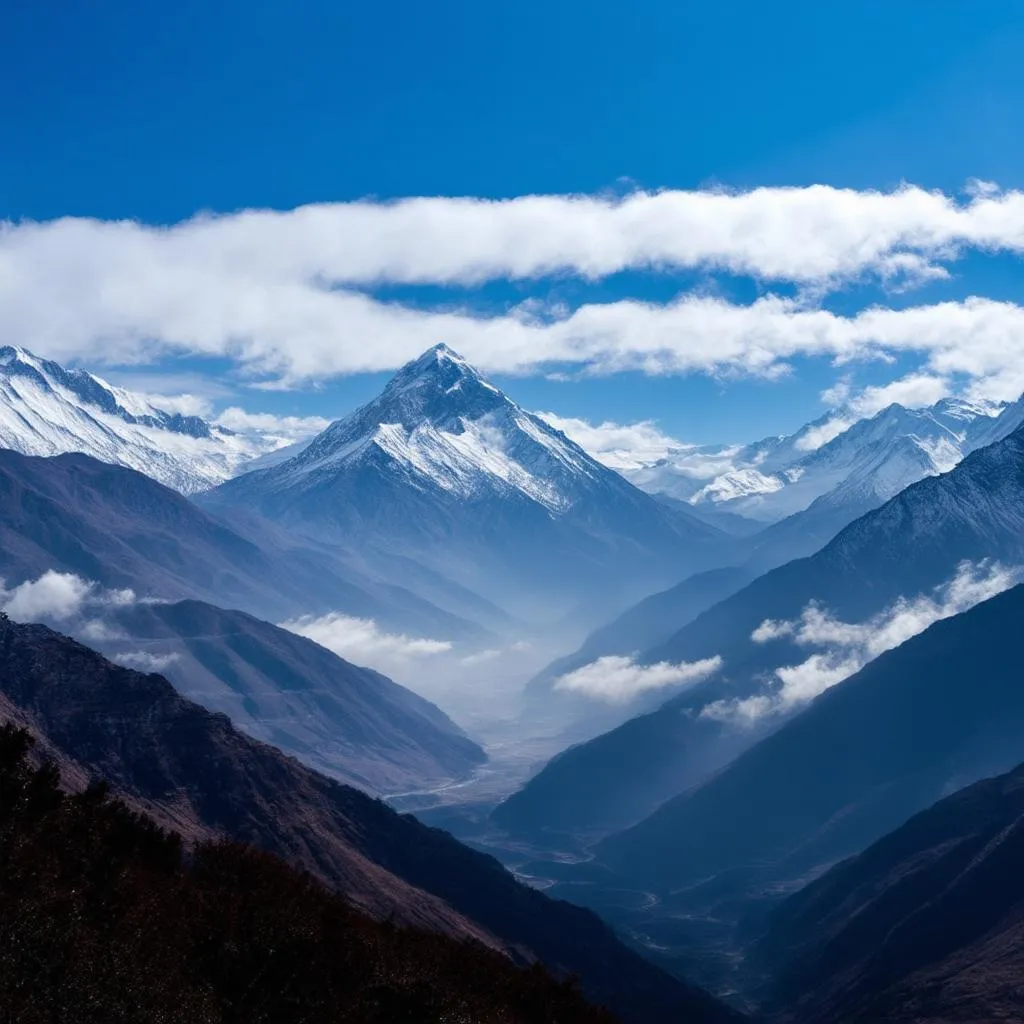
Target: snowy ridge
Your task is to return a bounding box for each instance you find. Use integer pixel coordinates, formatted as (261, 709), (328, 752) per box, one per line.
(0, 346), (282, 493)
(625, 398), (1018, 524)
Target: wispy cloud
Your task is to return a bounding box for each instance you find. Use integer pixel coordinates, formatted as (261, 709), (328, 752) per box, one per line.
(111, 650), (181, 673)
(214, 407), (330, 442)
(704, 561), (1019, 724)
(824, 372), (955, 418)
(555, 654), (723, 703)
(791, 415), (857, 452)
(536, 412), (689, 470)
(279, 612), (452, 678)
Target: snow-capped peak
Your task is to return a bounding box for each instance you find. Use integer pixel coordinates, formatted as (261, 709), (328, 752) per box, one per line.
(0, 346), (285, 493)
(252, 345), (616, 512)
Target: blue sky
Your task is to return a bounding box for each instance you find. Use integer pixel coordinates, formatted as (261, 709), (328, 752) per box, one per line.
(4, 1), (1024, 446)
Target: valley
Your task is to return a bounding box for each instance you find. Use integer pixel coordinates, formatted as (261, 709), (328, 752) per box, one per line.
(11, 20), (1024, 1022)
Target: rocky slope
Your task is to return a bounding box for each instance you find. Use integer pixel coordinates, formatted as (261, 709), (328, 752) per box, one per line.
(757, 755), (1024, 1022)
(0, 614), (738, 1024)
(92, 598), (485, 794)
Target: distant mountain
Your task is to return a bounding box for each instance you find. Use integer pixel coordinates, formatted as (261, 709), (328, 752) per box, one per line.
(757, 752), (1024, 1023)
(533, 400), (1024, 697)
(0, 614), (738, 1024)
(625, 398), (1011, 526)
(494, 424), (1024, 836)
(204, 344), (728, 623)
(0, 345), (287, 493)
(90, 598), (485, 795)
(0, 448), (485, 637)
(597, 583), (1024, 897)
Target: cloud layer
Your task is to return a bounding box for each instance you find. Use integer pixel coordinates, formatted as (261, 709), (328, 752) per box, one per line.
(705, 560), (1018, 724)
(3, 185), (1024, 398)
(0, 571), (136, 624)
(554, 654), (723, 703)
(9, 183), (1024, 292)
(279, 612), (452, 678)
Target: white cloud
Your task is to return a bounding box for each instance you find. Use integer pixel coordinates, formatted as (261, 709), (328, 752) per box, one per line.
(536, 412), (689, 470)
(554, 654), (723, 704)
(8, 184), (1024, 294)
(76, 619), (128, 642)
(3, 281), (1024, 403)
(141, 392), (215, 418)
(750, 618), (795, 643)
(112, 650), (180, 673)
(840, 373), (954, 417)
(214, 407), (331, 442)
(3, 188), (1024, 398)
(279, 612), (452, 678)
(0, 572), (94, 622)
(705, 560), (1018, 724)
(0, 571), (136, 624)
(792, 414), (857, 452)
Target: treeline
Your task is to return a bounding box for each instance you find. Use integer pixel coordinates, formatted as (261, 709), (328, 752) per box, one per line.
(0, 724), (615, 1024)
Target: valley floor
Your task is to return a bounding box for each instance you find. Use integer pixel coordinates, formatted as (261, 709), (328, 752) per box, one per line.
(391, 738), (762, 1016)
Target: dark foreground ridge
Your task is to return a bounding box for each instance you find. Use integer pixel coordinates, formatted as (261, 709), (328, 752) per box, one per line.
(0, 613), (738, 1024)
(0, 724), (615, 1024)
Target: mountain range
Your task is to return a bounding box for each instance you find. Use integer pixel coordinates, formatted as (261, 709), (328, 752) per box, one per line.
(496, 420), (1024, 837)
(624, 396), (1018, 524)
(6, 339), (1024, 1019)
(531, 395), (1024, 697)
(5, 342), (1020, 643)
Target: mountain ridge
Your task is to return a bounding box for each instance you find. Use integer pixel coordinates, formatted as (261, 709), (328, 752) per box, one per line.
(86, 597), (486, 795)
(0, 345), (290, 492)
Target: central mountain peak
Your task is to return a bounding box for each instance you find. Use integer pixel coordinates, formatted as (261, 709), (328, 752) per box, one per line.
(298, 346), (511, 467)
(241, 344), (604, 511)
(373, 343), (501, 429)
(406, 342), (473, 374)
